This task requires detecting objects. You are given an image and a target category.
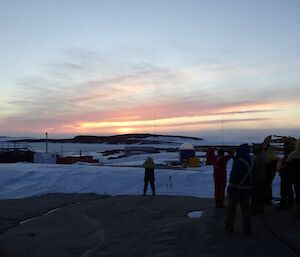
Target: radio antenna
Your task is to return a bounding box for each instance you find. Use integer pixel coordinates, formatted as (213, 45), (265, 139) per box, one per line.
(221, 115), (224, 145)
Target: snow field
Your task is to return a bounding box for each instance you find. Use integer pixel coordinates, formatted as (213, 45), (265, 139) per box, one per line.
(0, 162), (280, 200)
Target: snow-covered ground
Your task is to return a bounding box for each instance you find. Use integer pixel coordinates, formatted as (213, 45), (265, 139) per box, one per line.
(0, 160), (280, 200)
(0, 163), (208, 199)
(0, 136), (280, 200)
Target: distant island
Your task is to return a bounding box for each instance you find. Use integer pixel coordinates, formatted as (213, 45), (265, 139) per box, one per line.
(7, 134), (203, 145)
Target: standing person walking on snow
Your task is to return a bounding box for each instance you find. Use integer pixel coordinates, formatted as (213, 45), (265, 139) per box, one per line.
(143, 157), (156, 196)
(213, 149), (234, 208)
(225, 144), (253, 233)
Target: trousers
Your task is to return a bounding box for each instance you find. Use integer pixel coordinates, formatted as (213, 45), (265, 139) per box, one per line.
(225, 191), (251, 232)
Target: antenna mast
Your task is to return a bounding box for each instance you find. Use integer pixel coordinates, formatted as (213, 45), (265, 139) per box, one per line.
(221, 115), (224, 145)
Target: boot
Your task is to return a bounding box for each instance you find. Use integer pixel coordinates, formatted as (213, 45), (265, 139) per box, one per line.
(276, 199), (288, 210)
(294, 205), (300, 219)
(216, 202), (225, 208)
(288, 198), (294, 209)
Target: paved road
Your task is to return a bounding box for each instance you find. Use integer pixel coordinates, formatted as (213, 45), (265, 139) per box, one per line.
(0, 194), (299, 257)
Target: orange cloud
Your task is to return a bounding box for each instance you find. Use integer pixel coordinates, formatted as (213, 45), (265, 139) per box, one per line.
(2, 97), (299, 136)
(2, 50), (300, 137)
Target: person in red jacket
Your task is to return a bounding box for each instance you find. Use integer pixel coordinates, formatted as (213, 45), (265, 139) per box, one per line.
(213, 148), (234, 208)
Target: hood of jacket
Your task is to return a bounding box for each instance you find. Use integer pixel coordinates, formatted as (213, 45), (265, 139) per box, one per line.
(287, 138), (300, 161)
(236, 144), (251, 159)
(144, 157), (155, 168)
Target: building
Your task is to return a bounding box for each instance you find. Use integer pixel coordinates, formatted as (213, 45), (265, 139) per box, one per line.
(179, 143), (196, 164)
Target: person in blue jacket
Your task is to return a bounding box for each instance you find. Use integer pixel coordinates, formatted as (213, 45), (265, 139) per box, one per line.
(225, 144), (253, 233)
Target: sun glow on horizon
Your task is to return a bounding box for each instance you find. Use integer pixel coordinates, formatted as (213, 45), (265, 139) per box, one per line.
(116, 127), (137, 133)
(73, 101), (300, 135)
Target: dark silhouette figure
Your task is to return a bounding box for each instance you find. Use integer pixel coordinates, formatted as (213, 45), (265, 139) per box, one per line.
(206, 147), (216, 165)
(265, 145), (278, 204)
(225, 144), (252, 233)
(287, 138), (300, 218)
(143, 157), (156, 196)
(251, 144), (267, 214)
(277, 142), (295, 210)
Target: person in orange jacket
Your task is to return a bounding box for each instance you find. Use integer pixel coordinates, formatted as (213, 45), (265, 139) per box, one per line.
(206, 147), (216, 165)
(213, 148), (234, 208)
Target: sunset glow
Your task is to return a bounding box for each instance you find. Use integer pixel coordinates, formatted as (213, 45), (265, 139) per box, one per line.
(116, 127), (137, 134)
(1, 1), (300, 140)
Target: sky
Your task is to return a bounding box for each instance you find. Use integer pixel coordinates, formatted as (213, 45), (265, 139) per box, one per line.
(0, 0), (300, 141)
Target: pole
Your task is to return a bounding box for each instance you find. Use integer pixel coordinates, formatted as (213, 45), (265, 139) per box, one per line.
(45, 132), (48, 154)
(221, 115), (224, 146)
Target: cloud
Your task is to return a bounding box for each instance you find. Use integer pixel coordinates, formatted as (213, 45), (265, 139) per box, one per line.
(2, 48), (300, 135)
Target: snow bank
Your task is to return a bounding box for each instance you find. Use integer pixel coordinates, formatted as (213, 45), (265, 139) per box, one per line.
(0, 163), (212, 199)
(0, 163), (280, 200)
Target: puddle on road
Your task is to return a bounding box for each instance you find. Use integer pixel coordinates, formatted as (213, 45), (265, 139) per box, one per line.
(187, 211), (203, 218)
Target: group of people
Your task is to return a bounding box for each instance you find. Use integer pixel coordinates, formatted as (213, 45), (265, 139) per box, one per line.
(142, 138), (300, 233)
(212, 138), (300, 234)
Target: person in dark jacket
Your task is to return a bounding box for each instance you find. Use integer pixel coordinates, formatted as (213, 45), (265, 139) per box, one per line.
(277, 142), (295, 210)
(251, 144), (267, 214)
(143, 157), (156, 196)
(265, 145), (278, 204)
(213, 149), (234, 208)
(225, 144), (252, 233)
(287, 138), (300, 218)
